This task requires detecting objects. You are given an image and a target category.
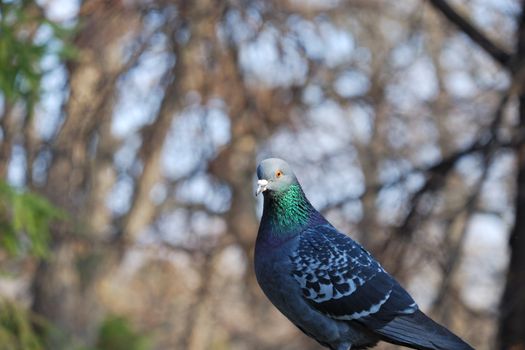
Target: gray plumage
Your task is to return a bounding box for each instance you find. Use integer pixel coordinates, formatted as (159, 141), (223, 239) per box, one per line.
(254, 158), (473, 350)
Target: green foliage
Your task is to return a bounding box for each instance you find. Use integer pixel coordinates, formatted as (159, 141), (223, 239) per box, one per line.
(0, 181), (65, 258)
(0, 296), (149, 350)
(0, 0), (76, 111)
(94, 316), (151, 350)
(0, 298), (47, 350)
(0, 303), (151, 350)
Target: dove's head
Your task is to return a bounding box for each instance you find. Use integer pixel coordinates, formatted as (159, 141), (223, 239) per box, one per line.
(256, 158), (299, 196)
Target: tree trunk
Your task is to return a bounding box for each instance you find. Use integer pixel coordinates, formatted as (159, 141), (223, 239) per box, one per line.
(499, 106), (525, 349)
(31, 2), (140, 347)
(499, 4), (525, 349)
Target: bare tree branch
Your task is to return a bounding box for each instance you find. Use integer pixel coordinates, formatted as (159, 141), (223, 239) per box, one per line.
(428, 0), (511, 67)
(431, 144), (494, 319)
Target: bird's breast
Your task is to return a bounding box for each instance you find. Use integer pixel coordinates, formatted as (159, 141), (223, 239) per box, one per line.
(254, 241), (296, 295)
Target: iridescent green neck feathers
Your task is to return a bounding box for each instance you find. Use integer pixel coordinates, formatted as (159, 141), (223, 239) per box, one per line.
(261, 184), (315, 239)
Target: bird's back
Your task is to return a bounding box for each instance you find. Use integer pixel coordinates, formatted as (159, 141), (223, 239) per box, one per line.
(288, 223), (474, 350)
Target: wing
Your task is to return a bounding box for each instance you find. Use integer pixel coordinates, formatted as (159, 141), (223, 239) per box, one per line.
(290, 224), (418, 329)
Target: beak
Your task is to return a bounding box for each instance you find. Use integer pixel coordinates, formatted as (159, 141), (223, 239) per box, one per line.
(256, 179), (268, 196)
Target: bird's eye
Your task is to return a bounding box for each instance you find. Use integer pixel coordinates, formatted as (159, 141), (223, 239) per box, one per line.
(275, 170), (283, 178)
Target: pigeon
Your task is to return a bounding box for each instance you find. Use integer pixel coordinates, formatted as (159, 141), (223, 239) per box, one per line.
(254, 158), (474, 350)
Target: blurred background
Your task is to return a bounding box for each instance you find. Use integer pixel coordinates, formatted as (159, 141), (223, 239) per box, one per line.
(0, 0), (524, 349)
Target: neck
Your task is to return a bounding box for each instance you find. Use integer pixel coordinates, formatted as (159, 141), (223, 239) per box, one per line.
(259, 184), (320, 243)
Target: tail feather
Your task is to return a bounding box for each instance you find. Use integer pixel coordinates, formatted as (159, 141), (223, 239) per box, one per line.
(373, 310), (474, 350)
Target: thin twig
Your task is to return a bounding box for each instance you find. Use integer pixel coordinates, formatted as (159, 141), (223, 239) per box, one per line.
(428, 0), (511, 67)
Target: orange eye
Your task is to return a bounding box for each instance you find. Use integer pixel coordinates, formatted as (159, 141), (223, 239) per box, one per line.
(275, 170), (283, 178)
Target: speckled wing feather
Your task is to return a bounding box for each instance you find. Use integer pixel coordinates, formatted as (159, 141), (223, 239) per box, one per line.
(290, 224), (418, 328)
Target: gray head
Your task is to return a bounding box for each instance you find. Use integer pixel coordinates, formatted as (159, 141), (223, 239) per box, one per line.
(256, 158), (299, 196)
